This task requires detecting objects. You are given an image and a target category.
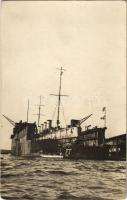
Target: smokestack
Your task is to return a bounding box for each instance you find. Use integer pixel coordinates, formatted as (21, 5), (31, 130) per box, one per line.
(44, 122), (47, 129)
(41, 124), (44, 132)
(47, 120), (52, 129)
(38, 125), (41, 133)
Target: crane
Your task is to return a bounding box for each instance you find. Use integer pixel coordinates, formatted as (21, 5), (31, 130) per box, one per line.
(3, 115), (16, 126)
(79, 114), (93, 125)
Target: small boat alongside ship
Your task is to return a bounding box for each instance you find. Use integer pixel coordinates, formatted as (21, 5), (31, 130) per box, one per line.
(3, 68), (126, 160)
(40, 154), (63, 159)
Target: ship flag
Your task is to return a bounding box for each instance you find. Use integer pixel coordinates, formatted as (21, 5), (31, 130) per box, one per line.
(101, 107), (107, 127)
(102, 107), (106, 112)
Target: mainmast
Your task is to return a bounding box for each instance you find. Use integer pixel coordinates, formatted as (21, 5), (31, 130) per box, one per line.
(50, 67), (68, 127)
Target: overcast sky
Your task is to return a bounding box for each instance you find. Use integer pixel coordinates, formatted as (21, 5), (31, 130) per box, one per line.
(1, 1), (126, 149)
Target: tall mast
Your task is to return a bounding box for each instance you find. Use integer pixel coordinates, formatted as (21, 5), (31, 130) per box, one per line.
(34, 96), (44, 127)
(50, 67), (68, 127)
(57, 67), (63, 127)
(38, 96), (41, 127)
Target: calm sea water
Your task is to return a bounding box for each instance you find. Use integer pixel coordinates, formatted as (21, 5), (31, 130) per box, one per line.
(1, 154), (126, 200)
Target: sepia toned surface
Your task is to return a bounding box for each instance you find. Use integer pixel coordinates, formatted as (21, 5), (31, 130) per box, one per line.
(1, 1), (126, 149)
(0, 1), (126, 200)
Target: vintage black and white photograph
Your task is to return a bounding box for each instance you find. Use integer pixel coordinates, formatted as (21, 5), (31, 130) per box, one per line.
(0, 1), (126, 200)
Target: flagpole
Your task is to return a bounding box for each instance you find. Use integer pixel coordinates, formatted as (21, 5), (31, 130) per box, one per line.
(104, 108), (106, 127)
(27, 99), (29, 123)
(101, 107), (106, 127)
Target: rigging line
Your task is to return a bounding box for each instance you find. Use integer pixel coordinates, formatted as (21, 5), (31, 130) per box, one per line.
(61, 101), (67, 127)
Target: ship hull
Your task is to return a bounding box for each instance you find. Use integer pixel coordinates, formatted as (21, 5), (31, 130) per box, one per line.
(10, 121), (126, 161)
(63, 146), (110, 160)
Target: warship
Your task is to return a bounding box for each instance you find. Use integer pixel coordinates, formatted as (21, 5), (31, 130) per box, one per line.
(3, 68), (126, 160)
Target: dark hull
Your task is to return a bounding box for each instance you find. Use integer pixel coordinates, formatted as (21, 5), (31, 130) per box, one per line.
(10, 121), (126, 160)
(64, 146), (110, 160)
(108, 152), (126, 161)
